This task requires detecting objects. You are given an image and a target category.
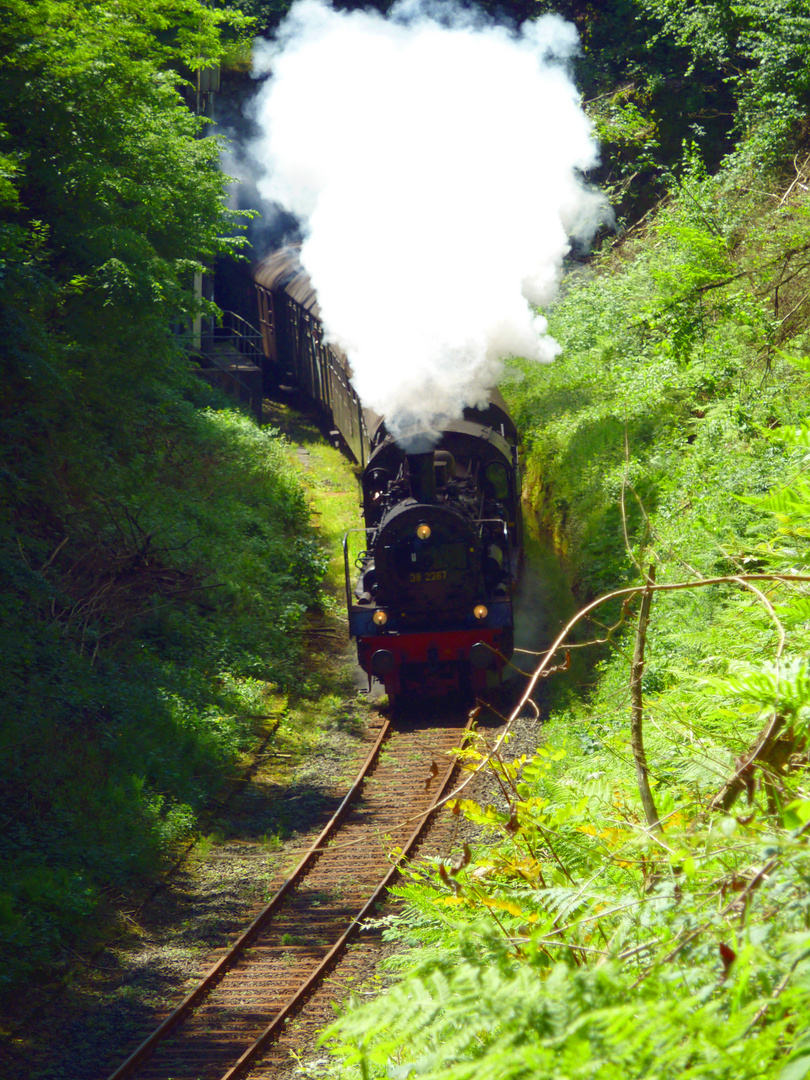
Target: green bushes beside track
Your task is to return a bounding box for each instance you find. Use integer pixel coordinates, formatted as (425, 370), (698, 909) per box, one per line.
(0, 393), (325, 995)
(0, 0), (333, 999)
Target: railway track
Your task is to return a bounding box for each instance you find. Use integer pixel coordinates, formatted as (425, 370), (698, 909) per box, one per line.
(106, 711), (472, 1080)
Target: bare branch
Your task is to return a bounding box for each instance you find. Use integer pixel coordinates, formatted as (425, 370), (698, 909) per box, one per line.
(39, 535), (70, 573)
(630, 565), (662, 834)
(428, 571), (810, 822)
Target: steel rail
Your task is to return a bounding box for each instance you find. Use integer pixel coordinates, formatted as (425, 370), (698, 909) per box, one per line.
(106, 718), (391, 1080)
(219, 712), (474, 1080)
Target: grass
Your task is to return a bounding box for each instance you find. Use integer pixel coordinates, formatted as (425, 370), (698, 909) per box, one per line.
(263, 396), (364, 590)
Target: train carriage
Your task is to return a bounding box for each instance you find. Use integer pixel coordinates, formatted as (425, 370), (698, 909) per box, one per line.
(254, 250), (372, 468)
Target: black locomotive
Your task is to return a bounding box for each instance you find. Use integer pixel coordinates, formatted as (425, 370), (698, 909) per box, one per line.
(252, 248), (522, 704)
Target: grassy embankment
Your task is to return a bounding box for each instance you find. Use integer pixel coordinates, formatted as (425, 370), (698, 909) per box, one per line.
(0, 381), (368, 1011)
(0, 0), (369, 1013)
(317, 154), (810, 1080)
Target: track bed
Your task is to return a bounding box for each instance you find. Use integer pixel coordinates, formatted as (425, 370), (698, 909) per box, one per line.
(108, 713), (471, 1080)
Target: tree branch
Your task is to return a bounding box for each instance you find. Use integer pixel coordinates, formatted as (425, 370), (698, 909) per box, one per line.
(630, 565), (662, 833)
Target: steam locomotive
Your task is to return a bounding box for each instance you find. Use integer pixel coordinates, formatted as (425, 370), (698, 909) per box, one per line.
(252, 249), (522, 705)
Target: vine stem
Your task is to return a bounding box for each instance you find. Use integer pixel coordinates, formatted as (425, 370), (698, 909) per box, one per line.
(630, 565), (662, 834)
(432, 571), (810, 823)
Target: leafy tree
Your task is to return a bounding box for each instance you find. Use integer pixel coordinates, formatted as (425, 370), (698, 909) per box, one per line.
(636, 0), (810, 165)
(0, 0), (250, 442)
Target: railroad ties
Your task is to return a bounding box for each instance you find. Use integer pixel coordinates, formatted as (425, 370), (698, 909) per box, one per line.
(107, 714), (471, 1080)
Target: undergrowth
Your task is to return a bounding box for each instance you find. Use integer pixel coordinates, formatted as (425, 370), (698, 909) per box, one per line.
(316, 400), (810, 1080)
(0, 385), (330, 999)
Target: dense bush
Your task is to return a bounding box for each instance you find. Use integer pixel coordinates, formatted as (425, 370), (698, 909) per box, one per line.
(0, 393), (325, 994)
(506, 153), (810, 596)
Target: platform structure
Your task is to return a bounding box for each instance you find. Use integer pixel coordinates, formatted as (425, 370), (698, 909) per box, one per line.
(188, 311), (265, 424)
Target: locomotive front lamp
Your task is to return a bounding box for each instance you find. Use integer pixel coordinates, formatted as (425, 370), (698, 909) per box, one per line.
(474, 605), (488, 620)
(416, 524), (431, 540)
(373, 609), (388, 626)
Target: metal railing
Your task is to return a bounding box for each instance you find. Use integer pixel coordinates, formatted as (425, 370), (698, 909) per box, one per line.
(181, 312), (265, 424)
(217, 310), (265, 368)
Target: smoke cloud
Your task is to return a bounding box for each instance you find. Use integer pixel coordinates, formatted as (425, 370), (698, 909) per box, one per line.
(249, 0), (607, 441)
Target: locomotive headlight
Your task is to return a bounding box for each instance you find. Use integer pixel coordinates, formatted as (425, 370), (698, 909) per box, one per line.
(373, 609), (388, 626)
(474, 604), (488, 620)
(416, 523), (431, 540)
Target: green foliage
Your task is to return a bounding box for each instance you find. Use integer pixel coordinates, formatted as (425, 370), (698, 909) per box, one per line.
(637, 0), (810, 165)
(323, 734), (810, 1078)
(227, 0), (293, 33)
(0, 0), (345, 1003)
(504, 157), (810, 598)
(0, 0), (251, 444)
(0, 394), (324, 995)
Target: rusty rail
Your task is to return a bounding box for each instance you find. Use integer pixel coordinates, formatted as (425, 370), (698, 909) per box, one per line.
(221, 717), (471, 1079)
(106, 720), (391, 1080)
(106, 712), (472, 1080)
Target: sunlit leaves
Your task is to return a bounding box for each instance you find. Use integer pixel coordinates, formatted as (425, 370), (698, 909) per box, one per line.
(324, 758), (810, 1078)
(694, 657), (810, 727)
(0, 0), (250, 379)
(636, 0), (810, 162)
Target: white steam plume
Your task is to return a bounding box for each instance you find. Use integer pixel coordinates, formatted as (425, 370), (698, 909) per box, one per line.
(250, 0), (607, 442)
